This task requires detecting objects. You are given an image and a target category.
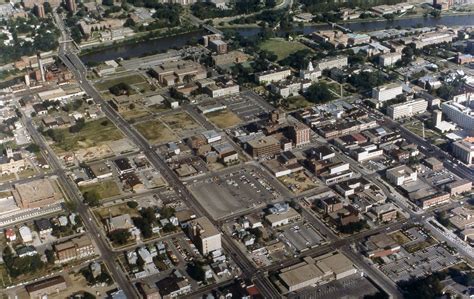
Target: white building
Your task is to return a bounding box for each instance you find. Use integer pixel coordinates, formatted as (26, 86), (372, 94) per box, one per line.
(386, 165), (417, 186)
(187, 217), (221, 255)
(201, 130), (221, 143)
(379, 52), (402, 67)
(299, 61), (322, 82)
(255, 68), (291, 84)
(316, 56), (348, 71)
(353, 144), (384, 162)
(441, 98), (474, 130)
(387, 98), (428, 120)
(19, 226), (32, 243)
(452, 138), (474, 165)
(372, 83), (403, 102)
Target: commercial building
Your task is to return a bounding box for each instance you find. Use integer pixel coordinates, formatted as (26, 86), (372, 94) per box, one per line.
(150, 60), (207, 86)
(54, 236), (95, 264)
(372, 83), (403, 102)
(352, 144), (383, 162)
(255, 68), (291, 84)
(386, 165), (417, 186)
(201, 79), (239, 98)
(418, 192), (450, 209)
(12, 179), (62, 209)
(25, 276), (67, 299)
(364, 233), (400, 258)
(449, 206), (474, 230)
(209, 39), (228, 54)
(387, 98), (428, 120)
(446, 180), (472, 196)
(379, 52), (402, 66)
(278, 252), (356, 292)
(452, 138), (474, 165)
(456, 53), (474, 65)
(246, 136), (281, 158)
(265, 207), (301, 227)
(187, 217), (221, 255)
(424, 157), (444, 171)
(288, 123), (311, 146)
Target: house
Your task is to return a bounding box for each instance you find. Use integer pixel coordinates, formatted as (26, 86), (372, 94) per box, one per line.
(19, 226), (32, 243)
(35, 218), (52, 237)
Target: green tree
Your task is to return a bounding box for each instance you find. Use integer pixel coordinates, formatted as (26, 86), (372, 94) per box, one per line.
(305, 82), (335, 104)
(83, 191), (100, 206)
(108, 229), (131, 245)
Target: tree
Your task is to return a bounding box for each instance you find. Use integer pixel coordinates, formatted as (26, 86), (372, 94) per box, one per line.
(25, 143), (40, 153)
(305, 82), (335, 104)
(187, 261), (206, 281)
(45, 248), (55, 264)
(159, 206), (175, 219)
(398, 273), (445, 299)
(127, 201), (138, 209)
(132, 216), (153, 239)
(108, 229), (131, 245)
(83, 191), (100, 206)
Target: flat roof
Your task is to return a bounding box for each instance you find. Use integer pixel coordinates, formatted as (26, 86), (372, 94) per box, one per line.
(279, 263), (323, 287)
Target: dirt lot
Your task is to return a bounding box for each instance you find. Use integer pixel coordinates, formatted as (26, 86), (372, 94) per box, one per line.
(135, 120), (177, 144)
(206, 109), (242, 128)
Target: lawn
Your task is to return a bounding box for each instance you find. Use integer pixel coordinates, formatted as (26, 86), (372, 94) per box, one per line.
(94, 74), (146, 91)
(93, 202), (140, 220)
(135, 120), (177, 144)
(206, 109), (242, 129)
(50, 118), (124, 152)
(404, 121), (443, 142)
(259, 38), (312, 60)
(282, 95), (313, 111)
(79, 180), (121, 200)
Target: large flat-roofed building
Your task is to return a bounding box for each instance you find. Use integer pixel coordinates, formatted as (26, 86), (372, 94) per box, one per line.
(278, 252), (356, 293)
(452, 138), (474, 165)
(386, 165), (417, 186)
(316, 55), (348, 71)
(187, 217), (221, 255)
(387, 98), (428, 120)
(255, 68), (291, 84)
(25, 276), (67, 299)
(441, 99), (474, 131)
(446, 179), (472, 196)
(265, 207), (301, 227)
(379, 52), (402, 66)
(246, 135), (281, 158)
(12, 179), (62, 209)
(372, 83), (403, 102)
(150, 60), (207, 86)
(288, 123), (311, 146)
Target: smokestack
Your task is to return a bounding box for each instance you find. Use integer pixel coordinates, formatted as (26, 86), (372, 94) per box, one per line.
(37, 53), (45, 82)
(24, 73), (30, 87)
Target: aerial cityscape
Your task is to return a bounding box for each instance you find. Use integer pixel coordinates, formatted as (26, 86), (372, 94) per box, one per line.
(0, 0), (473, 298)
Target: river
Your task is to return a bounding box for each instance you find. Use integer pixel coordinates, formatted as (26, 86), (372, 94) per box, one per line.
(81, 14), (474, 63)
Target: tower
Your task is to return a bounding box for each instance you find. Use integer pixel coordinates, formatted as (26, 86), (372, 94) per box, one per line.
(35, 4), (45, 18)
(37, 53), (45, 82)
(432, 110), (442, 127)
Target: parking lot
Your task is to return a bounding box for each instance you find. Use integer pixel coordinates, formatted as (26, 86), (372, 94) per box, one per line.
(223, 93), (269, 122)
(278, 222), (324, 253)
(188, 165), (281, 220)
(289, 274), (379, 299)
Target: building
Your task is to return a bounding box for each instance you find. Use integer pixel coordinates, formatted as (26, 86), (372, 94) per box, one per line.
(255, 68), (291, 84)
(155, 271), (191, 298)
(352, 144), (383, 162)
(452, 138), (474, 165)
(386, 165), (417, 186)
(449, 206), (474, 230)
(270, 78), (312, 98)
(456, 53), (474, 65)
(19, 226), (32, 243)
(265, 207), (301, 227)
(25, 276), (67, 299)
(54, 236), (95, 264)
(372, 83), (403, 102)
(108, 214), (135, 232)
(316, 55), (348, 71)
(0, 148), (25, 175)
(319, 197), (343, 214)
(441, 99), (474, 131)
(65, 0), (76, 13)
(418, 192), (450, 209)
(34, 4), (45, 18)
(278, 252), (356, 292)
(446, 179), (472, 196)
(387, 98), (428, 120)
(246, 136), (281, 158)
(187, 217), (221, 255)
(137, 283), (161, 299)
(379, 52), (402, 66)
(150, 60), (207, 87)
(424, 157), (444, 171)
(371, 204), (398, 223)
(209, 39), (228, 54)
(12, 179), (62, 209)
(299, 61), (321, 82)
(202, 79), (239, 98)
(364, 233), (400, 258)
(288, 123), (311, 146)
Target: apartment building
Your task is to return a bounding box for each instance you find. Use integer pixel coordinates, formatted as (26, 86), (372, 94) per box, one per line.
(187, 217), (221, 255)
(387, 98), (428, 120)
(452, 138), (474, 165)
(54, 236), (95, 264)
(255, 68), (291, 84)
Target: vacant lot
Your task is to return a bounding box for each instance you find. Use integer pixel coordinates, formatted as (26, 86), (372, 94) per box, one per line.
(135, 120), (176, 144)
(79, 180), (121, 200)
(93, 202), (140, 220)
(50, 118), (124, 152)
(206, 109), (242, 129)
(259, 38), (311, 60)
(94, 73), (146, 91)
(279, 171), (318, 194)
(161, 112), (202, 136)
(283, 95), (313, 111)
(120, 109), (151, 122)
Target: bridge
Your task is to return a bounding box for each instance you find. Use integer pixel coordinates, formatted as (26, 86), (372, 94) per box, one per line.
(329, 22), (352, 33)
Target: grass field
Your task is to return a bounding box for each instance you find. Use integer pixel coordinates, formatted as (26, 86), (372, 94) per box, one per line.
(120, 109), (151, 122)
(259, 38), (312, 60)
(206, 109), (242, 128)
(135, 120), (177, 144)
(51, 118), (124, 152)
(161, 112), (201, 134)
(94, 74), (146, 91)
(404, 121), (444, 143)
(79, 180), (121, 200)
